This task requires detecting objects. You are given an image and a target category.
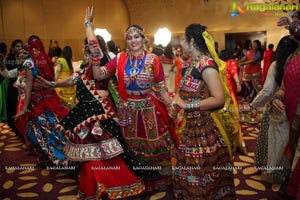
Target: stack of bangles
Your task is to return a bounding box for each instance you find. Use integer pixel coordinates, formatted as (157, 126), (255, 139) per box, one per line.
(185, 102), (200, 110)
(271, 94), (284, 103)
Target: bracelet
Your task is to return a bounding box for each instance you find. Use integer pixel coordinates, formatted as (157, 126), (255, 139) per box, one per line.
(271, 94), (283, 103)
(84, 21), (93, 28)
(50, 81), (56, 89)
(185, 102), (201, 110)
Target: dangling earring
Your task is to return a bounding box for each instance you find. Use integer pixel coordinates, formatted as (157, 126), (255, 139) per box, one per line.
(33, 49), (39, 57)
(188, 45), (193, 55)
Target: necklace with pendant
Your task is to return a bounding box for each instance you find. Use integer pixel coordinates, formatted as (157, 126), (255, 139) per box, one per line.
(128, 53), (145, 80)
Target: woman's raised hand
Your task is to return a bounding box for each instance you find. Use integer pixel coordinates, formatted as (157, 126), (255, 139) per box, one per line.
(85, 6), (94, 24)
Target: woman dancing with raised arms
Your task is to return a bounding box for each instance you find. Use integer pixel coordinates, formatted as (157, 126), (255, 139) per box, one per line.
(87, 7), (178, 191)
(37, 7), (164, 200)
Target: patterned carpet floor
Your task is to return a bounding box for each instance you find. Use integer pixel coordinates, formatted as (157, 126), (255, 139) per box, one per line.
(0, 119), (285, 200)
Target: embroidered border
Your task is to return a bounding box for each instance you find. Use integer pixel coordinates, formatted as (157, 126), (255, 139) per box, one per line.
(96, 179), (145, 199)
(81, 73), (118, 123)
(63, 139), (123, 161)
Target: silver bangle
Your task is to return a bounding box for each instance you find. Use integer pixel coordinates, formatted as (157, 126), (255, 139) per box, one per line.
(50, 81), (56, 89)
(185, 102), (201, 110)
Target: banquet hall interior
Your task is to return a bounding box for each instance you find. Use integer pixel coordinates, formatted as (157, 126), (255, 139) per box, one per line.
(0, 0), (297, 199)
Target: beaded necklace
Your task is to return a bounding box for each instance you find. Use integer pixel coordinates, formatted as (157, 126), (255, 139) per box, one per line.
(128, 53), (146, 80)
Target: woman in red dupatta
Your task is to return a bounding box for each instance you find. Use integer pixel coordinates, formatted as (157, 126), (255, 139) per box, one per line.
(90, 10), (178, 193)
(14, 35), (71, 167)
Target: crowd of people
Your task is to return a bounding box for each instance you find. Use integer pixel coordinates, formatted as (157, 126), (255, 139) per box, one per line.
(1, 6), (300, 200)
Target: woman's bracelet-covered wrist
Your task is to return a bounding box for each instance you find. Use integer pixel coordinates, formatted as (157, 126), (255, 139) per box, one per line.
(50, 81), (56, 89)
(185, 102), (200, 110)
(271, 94), (284, 103)
(84, 21), (93, 28)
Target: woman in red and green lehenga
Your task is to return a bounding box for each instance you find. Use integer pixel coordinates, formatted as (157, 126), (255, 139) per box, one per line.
(91, 17), (178, 192)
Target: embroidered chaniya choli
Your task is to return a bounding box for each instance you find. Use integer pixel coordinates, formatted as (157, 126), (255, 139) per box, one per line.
(56, 40), (147, 199)
(173, 56), (236, 200)
(105, 51), (178, 191)
(23, 57), (71, 167)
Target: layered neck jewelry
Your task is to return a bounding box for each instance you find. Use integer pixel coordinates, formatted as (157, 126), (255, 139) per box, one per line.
(128, 53), (145, 80)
